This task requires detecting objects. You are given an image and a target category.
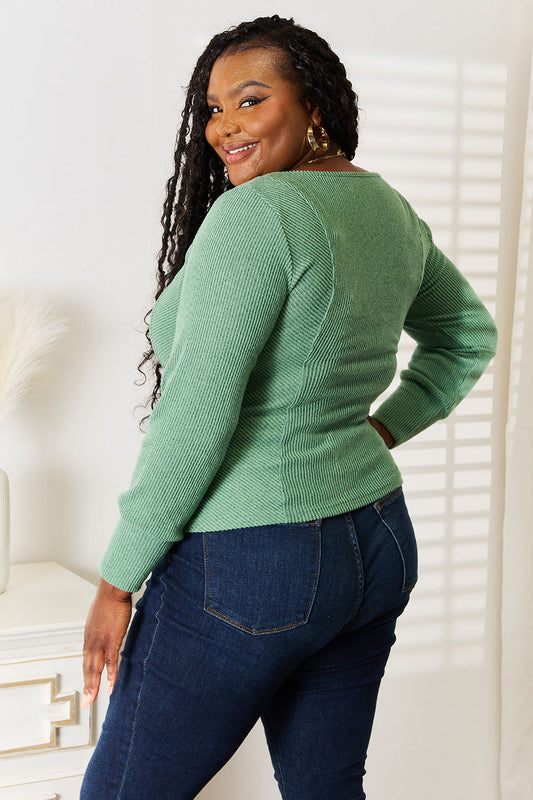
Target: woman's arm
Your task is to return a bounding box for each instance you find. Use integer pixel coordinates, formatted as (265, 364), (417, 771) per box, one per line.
(372, 222), (498, 447)
(99, 187), (292, 593)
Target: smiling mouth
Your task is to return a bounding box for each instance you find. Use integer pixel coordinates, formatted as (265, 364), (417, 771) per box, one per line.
(224, 142), (259, 164)
(227, 143), (257, 154)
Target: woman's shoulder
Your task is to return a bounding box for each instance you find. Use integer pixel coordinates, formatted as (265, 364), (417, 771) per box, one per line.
(225, 172), (328, 222)
(211, 173), (304, 207)
(203, 179), (288, 229)
(203, 175), (314, 235)
(191, 180), (298, 256)
(196, 176), (333, 268)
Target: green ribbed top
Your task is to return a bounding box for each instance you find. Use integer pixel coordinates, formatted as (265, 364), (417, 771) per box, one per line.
(100, 171), (497, 591)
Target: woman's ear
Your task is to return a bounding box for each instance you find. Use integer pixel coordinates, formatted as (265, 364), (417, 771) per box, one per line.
(304, 99), (322, 127)
(310, 106), (322, 126)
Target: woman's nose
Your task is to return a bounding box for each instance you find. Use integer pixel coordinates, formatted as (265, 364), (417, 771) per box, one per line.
(216, 111), (240, 137)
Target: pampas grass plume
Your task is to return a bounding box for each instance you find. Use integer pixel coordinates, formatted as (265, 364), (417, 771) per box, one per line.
(0, 292), (69, 425)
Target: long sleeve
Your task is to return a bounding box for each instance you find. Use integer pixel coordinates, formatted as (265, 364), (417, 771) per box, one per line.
(100, 187), (291, 591)
(373, 219), (498, 447)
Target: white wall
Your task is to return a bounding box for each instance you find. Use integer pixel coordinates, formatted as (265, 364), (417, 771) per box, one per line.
(1, 1), (524, 797)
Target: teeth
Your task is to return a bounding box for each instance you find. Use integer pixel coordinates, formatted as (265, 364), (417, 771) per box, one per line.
(228, 143), (257, 154)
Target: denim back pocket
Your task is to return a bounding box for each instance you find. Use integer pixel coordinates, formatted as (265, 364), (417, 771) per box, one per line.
(203, 521), (321, 635)
(373, 487), (418, 593)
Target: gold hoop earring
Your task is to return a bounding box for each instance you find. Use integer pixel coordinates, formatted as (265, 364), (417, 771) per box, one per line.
(306, 124), (330, 155)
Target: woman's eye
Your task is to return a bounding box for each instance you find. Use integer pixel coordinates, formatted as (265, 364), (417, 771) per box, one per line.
(240, 97), (262, 108)
(208, 97), (264, 115)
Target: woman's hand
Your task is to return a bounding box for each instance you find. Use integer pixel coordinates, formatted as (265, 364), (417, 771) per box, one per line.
(367, 415), (394, 448)
(81, 577), (132, 709)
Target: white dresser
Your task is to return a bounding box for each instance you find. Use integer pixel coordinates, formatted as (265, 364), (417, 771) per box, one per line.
(0, 563), (108, 800)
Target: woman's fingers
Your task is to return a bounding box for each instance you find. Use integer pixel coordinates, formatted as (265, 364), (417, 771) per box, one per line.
(81, 644), (105, 708)
(104, 648), (120, 695)
(81, 633), (120, 708)
(81, 579), (132, 708)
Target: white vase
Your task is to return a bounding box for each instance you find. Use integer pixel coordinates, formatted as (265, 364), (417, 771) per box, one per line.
(0, 468), (9, 593)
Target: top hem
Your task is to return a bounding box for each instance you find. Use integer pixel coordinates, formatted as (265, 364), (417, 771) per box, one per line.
(182, 479), (403, 534)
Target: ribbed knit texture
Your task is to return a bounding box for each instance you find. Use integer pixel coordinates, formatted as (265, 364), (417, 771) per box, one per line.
(100, 172), (498, 591)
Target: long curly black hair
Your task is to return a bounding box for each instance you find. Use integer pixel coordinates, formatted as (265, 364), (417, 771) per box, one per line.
(136, 15), (359, 430)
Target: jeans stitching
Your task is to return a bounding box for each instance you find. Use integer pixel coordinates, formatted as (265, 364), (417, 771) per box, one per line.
(374, 508), (411, 593)
(203, 532), (211, 618)
(373, 486), (402, 511)
(344, 514), (364, 619)
(203, 523), (322, 635)
(205, 606), (309, 634)
(202, 519), (322, 534)
(116, 572), (169, 799)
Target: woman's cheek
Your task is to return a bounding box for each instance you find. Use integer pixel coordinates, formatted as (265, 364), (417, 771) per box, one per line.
(204, 122), (217, 153)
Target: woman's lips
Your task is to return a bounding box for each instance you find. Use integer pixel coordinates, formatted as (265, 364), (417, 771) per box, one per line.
(224, 141), (259, 165)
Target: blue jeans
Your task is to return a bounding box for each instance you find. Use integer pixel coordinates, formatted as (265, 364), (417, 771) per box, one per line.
(80, 487), (417, 800)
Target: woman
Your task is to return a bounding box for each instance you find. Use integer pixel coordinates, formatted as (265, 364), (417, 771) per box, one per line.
(81, 15), (497, 800)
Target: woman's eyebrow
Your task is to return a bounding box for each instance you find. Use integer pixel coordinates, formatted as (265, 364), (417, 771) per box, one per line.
(206, 80), (272, 102)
